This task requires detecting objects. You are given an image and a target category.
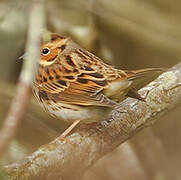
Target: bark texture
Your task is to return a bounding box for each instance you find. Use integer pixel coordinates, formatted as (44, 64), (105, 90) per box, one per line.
(4, 62), (181, 180)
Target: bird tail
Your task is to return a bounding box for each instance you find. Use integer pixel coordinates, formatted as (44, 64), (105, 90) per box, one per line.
(125, 68), (165, 81)
(124, 67), (165, 90)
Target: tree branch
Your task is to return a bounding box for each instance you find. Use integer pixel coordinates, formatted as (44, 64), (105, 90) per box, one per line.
(4, 62), (181, 180)
(0, 0), (45, 156)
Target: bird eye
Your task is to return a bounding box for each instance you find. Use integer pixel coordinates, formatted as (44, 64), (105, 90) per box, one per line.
(42, 47), (50, 56)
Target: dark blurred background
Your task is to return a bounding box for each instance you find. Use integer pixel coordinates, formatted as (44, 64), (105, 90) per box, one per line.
(0, 0), (181, 179)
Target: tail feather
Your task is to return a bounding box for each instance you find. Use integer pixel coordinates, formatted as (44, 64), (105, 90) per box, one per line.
(125, 68), (165, 81)
(124, 67), (165, 90)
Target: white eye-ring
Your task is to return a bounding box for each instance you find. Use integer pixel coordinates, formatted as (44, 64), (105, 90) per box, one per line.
(41, 47), (50, 56)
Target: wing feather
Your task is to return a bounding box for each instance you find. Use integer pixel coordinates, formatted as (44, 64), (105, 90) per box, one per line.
(36, 63), (118, 107)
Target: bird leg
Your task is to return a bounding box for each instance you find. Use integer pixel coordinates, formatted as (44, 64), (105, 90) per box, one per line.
(60, 119), (80, 139)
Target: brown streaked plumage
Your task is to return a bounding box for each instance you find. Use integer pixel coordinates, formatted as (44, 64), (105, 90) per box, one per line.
(32, 33), (163, 137)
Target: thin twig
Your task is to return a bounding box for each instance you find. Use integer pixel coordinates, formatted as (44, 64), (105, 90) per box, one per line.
(4, 62), (181, 180)
(0, 0), (45, 156)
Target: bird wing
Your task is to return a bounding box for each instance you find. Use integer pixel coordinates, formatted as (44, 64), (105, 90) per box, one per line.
(36, 62), (118, 107)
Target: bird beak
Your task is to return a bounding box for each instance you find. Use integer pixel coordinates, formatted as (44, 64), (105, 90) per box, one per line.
(18, 52), (28, 60)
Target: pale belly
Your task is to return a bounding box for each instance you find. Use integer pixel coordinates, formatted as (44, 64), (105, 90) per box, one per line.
(43, 101), (112, 124)
(32, 87), (111, 123)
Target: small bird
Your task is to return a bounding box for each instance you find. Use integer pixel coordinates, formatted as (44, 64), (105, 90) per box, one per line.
(32, 33), (163, 137)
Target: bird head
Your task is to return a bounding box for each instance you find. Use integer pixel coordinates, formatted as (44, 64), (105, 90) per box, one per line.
(39, 33), (69, 67)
